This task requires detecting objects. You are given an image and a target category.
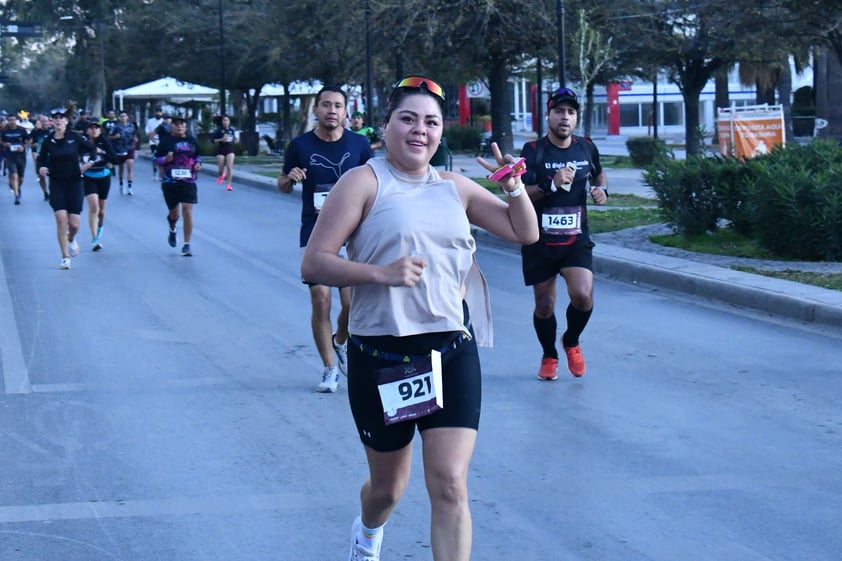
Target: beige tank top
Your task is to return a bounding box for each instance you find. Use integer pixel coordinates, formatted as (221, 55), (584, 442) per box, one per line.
(347, 157), (492, 346)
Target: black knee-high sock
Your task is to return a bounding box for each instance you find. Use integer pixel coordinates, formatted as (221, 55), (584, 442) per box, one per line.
(562, 304), (593, 348)
(533, 313), (558, 359)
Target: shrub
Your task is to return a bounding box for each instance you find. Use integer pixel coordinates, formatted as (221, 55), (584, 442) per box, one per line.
(197, 136), (215, 157)
(644, 156), (720, 235)
(444, 125), (484, 152)
(713, 155), (756, 237)
(746, 140), (842, 260)
(626, 136), (671, 167)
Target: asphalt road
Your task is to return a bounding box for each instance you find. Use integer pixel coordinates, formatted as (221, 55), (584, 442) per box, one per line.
(1, 171), (840, 560)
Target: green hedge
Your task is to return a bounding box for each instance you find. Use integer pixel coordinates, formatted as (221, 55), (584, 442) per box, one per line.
(444, 125), (484, 152)
(643, 140), (842, 261)
(644, 156), (720, 236)
(746, 141), (842, 260)
(626, 137), (671, 167)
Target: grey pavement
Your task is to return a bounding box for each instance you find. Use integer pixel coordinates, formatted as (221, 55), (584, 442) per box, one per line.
(144, 141), (842, 330)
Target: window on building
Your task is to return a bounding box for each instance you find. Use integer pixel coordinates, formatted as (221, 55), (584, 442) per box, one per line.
(620, 103), (640, 127)
(591, 103), (606, 128)
(641, 102), (654, 126)
(663, 102), (683, 126)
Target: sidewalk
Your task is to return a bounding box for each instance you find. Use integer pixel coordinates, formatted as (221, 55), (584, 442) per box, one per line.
(148, 153), (842, 330)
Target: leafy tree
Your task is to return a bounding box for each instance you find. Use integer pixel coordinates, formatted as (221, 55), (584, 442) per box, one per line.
(570, 7), (615, 137)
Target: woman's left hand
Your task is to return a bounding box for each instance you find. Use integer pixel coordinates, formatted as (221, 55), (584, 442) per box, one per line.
(476, 142), (522, 193)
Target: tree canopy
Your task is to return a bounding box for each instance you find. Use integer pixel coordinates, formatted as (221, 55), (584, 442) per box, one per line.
(0, 0), (839, 153)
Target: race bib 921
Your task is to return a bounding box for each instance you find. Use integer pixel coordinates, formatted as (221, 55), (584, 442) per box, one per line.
(376, 350), (443, 426)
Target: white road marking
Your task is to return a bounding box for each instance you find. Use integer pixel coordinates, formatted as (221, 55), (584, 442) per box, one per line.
(0, 492), (314, 524)
(0, 251), (31, 394)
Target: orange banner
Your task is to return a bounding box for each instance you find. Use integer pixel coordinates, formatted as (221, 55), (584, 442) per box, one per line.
(717, 105), (785, 159)
(731, 114), (784, 158)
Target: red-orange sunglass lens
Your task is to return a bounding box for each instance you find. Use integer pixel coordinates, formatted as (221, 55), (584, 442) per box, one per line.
(394, 77), (445, 101)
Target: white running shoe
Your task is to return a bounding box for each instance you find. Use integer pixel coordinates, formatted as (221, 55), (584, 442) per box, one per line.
(333, 333), (348, 377)
(348, 517), (381, 561)
(59, 258), (71, 270)
(68, 239), (80, 257)
(316, 366), (340, 393)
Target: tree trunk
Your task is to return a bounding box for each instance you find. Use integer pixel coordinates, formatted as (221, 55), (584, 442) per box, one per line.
(682, 80), (706, 156)
(281, 83), (293, 144)
(815, 48), (829, 125)
(488, 57), (514, 155)
(777, 57), (793, 143)
(755, 79), (776, 105)
(584, 81), (595, 138)
(819, 50), (842, 141)
(712, 68), (730, 145)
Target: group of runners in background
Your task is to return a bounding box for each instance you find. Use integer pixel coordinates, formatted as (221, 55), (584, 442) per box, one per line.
(1, 106), (239, 268)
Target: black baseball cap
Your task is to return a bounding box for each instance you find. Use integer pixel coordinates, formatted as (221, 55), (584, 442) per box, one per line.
(170, 115), (186, 123)
(547, 87), (579, 111)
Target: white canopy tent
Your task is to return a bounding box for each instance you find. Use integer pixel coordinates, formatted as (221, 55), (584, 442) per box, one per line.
(259, 81), (366, 116)
(111, 77), (220, 110)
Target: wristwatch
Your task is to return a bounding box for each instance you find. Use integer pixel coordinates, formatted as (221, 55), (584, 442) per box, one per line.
(592, 185), (609, 197)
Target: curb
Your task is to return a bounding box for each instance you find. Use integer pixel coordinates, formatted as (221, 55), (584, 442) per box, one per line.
(471, 229), (842, 330)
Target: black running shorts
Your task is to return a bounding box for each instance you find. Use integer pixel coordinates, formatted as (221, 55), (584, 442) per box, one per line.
(161, 181), (198, 209)
(49, 178), (84, 214)
(5, 155), (26, 177)
(84, 174), (112, 199)
(347, 303), (481, 453)
(521, 238), (595, 286)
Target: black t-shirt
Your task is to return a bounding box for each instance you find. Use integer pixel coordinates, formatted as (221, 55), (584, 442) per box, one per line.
(0, 126), (30, 157)
(37, 132), (93, 181)
(83, 135), (119, 173)
(520, 135), (602, 244)
(29, 128), (51, 153)
(212, 126), (236, 145)
(72, 118), (91, 133)
(102, 119), (119, 137)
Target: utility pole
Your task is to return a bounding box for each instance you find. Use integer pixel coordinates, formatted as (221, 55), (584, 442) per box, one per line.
(218, 0), (226, 113)
(97, 20), (105, 114)
(557, 0), (566, 87)
(365, 0), (373, 126)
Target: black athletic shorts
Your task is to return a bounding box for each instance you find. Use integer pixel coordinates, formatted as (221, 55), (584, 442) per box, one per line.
(49, 178), (84, 214)
(161, 181), (198, 209)
(5, 155), (26, 177)
(84, 174), (112, 199)
(521, 237), (595, 286)
(347, 301), (481, 452)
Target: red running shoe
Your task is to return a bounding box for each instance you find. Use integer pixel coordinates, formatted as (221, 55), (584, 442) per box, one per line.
(564, 345), (586, 377)
(538, 357), (558, 381)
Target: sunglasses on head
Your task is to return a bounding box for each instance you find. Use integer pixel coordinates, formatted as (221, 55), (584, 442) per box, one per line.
(549, 87), (577, 100)
(392, 76), (446, 101)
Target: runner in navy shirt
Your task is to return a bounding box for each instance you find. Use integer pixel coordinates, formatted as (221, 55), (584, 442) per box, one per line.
(277, 85), (374, 393)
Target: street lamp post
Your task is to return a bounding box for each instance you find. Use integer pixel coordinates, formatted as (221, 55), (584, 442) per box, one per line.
(557, 0), (566, 87)
(364, 0), (373, 127)
(218, 0), (226, 113)
(96, 20), (105, 113)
